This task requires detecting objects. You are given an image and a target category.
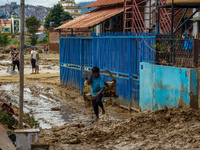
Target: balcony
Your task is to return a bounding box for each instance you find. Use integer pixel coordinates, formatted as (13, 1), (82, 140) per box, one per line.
(4, 29), (11, 33)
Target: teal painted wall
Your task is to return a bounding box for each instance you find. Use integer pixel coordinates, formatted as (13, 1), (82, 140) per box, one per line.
(140, 62), (198, 111)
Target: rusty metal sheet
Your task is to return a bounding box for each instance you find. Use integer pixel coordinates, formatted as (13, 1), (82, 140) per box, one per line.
(83, 0), (130, 8)
(83, 0), (144, 8)
(56, 7), (128, 30)
(0, 125), (16, 150)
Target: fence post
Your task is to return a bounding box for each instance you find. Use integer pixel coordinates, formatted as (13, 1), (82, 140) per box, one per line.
(92, 37), (96, 67)
(80, 38), (83, 94)
(59, 29), (61, 83)
(127, 38), (131, 110)
(193, 39), (199, 68)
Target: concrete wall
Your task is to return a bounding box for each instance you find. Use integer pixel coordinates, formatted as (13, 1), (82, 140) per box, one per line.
(140, 62), (198, 111)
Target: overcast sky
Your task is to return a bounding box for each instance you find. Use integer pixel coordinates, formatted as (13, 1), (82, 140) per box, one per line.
(1, 0), (95, 7)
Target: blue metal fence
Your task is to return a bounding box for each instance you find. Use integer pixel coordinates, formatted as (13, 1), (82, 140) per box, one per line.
(60, 33), (155, 109)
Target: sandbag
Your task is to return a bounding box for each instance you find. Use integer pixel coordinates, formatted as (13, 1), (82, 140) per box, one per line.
(167, 0), (200, 4)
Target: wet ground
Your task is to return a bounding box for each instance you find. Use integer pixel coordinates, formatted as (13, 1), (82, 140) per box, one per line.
(0, 83), (132, 129)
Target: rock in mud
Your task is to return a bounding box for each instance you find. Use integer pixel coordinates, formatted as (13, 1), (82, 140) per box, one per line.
(65, 122), (85, 128)
(69, 138), (81, 144)
(51, 107), (61, 111)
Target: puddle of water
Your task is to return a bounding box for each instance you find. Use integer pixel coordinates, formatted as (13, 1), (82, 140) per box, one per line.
(0, 84), (84, 129)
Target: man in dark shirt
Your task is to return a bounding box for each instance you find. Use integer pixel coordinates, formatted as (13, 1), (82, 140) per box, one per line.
(11, 48), (20, 75)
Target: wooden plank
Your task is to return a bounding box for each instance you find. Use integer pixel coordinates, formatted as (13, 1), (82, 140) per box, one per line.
(0, 125), (16, 150)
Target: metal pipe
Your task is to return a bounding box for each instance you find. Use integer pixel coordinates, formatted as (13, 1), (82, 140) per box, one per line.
(175, 8), (188, 31)
(171, 0), (175, 65)
(174, 8), (200, 34)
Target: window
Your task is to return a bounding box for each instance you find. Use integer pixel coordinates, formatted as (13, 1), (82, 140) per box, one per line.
(4, 23), (6, 26)
(74, 10), (78, 13)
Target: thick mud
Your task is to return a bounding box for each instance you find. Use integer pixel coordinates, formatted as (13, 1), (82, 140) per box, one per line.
(47, 106), (200, 150)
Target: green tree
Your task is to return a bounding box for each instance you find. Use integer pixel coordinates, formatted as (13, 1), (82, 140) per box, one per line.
(0, 34), (10, 47)
(47, 30), (49, 45)
(30, 37), (37, 46)
(44, 4), (72, 29)
(44, 14), (50, 30)
(25, 16), (40, 36)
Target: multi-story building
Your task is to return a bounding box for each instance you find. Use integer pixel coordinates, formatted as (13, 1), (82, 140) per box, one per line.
(58, 0), (82, 19)
(11, 15), (20, 34)
(0, 19), (11, 33)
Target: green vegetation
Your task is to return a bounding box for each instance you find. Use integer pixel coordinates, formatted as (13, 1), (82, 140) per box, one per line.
(25, 16), (40, 36)
(0, 110), (17, 127)
(25, 113), (39, 128)
(44, 4), (72, 29)
(37, 37), (47, 44)
(25, 16), (40, 46)
(10, 39), (20, 45)
(0, 34), (10, 47)
(47, 30), (49, 45)
(153, 43), (170, 59)
(30, 37), (37, 46)
(11, 34), (15, 39)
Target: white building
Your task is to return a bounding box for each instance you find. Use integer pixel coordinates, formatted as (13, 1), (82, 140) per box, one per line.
(58, 0), (82, 19)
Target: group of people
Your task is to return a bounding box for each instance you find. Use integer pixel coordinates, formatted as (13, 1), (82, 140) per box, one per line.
(11, 46), (40, 74)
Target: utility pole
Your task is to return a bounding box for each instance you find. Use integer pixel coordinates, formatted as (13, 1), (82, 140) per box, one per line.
(19, 0), (25, 129)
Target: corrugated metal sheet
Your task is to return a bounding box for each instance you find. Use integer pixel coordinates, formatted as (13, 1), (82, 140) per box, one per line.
(83, 0), (129, 8)
(56, 7), (128, 29)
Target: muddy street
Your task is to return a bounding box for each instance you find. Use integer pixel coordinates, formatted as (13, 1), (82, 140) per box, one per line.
(1, 53), (200, 150)
(2, 79), (200, 150)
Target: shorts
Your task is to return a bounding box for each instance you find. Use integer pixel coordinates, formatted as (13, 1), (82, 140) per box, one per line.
(35, 60), (39, 66)
(13, 61), (20, 71)
(31, 59), (36, 68)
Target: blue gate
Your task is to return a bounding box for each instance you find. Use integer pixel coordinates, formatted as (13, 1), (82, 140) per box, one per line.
(60, 33), (155, 109)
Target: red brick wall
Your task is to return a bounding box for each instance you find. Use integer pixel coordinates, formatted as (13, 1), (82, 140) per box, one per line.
(49, 27), (92, 52)
(49, 27), (59, 51)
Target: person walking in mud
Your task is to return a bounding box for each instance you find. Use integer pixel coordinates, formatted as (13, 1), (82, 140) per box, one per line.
(11, 48), (20, 75)
(35, 47), (39, 74)
(87, 66), (106, 121)
(31, 47), (37, 74)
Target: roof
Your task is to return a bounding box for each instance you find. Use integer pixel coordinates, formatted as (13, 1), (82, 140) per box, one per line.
(0, 19), (10, 24)
(84, 0), (130, 8)
(56, 7), (128, 29)
(38, 25), (44, 31)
